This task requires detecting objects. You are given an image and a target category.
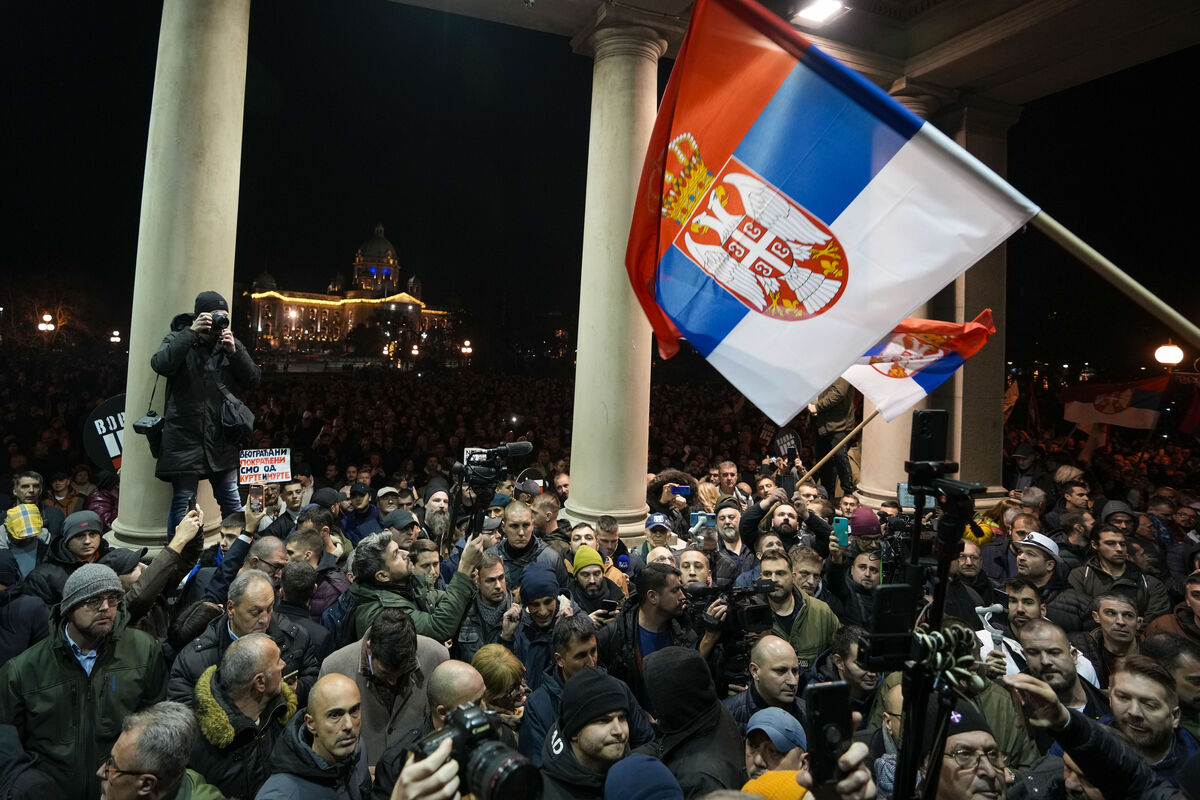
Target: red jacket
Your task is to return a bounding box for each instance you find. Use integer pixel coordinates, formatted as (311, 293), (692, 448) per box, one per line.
(84, 489), (119, 530)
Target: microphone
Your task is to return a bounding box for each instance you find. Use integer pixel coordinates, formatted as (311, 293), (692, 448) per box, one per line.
(468, 442), (533, 459)
(616, 554), (631, 574)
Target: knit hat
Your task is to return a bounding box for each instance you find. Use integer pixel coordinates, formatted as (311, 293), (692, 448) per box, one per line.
(849, 506), (882, 538)
(62, 510), (104, 543)
(604, 753), (683, 800)
(573, 545), (604, 574)
(643, 647), (718, 731)
(746, 707), (808, 752)
(4, 504), (43, 540)
(424, 478), (450, 499)
(559, 667), (630, 739)
(61, 563), (122, 612)
(714, 495), (741, 514)
(103, 547), (148, 576)
(742, 771), (806, 800)
(519, 563), (559, 604)
(194, 291), (229, 315)
(920, 697), (992, 757)
(310, 487), (342, 509)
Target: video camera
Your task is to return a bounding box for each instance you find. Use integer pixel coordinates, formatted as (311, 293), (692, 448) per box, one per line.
(408, 703), (541, 800)
(685, 578), (776, 688)
(451, 442), (533, 492)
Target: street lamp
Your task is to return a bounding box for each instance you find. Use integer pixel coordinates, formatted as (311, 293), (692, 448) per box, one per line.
(1156, 340), (1184, 371)
(110, 330), (121, 343)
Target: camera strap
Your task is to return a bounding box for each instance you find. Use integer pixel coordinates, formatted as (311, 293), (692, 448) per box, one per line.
(146, 375), (162, 413)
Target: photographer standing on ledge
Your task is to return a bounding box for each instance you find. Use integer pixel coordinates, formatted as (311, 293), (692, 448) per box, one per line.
(152, 291), (260, 540)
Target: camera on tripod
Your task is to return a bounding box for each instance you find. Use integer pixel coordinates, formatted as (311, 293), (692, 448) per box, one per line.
(408, 703), (541, 800)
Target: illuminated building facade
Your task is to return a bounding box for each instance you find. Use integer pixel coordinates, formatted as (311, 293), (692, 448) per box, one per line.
(245, 224), (454, 357)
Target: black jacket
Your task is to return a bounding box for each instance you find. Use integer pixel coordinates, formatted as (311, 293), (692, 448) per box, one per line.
(277, 600), (332, 661)
(596, 605), (697, 712)
(540, 724), (610, 800)
(722, 682), (807, 736)
(0, 584), (49, 668)
(23, 533), (130, 607)
(256, 713), (371, 800)
(167, 612), (320, 706)
(151, 315), (261, 479)
(189, 664), (297, 798)
(568, 575), (625, 614)
(634, 702), (746, 797)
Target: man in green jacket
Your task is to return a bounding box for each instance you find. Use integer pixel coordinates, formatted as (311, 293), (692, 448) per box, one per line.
(759, 549), (839, 670)
(0, 563), (168, 800)
(347, 531), (490, 642)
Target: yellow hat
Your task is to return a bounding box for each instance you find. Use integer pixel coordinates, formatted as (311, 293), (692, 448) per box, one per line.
(4, 504), (43, 540)
(742, 771), (807, 800)
(572, 544), (604, 573)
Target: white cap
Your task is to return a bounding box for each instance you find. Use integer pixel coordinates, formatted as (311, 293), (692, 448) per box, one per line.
(1019, 531), (1059, 558)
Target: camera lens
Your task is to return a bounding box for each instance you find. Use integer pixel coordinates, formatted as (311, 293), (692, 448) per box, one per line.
(465, 740), (541, 800)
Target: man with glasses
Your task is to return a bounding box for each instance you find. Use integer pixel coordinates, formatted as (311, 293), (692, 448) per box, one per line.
(917, 697), (1006, 800)
(168, 569), (321, 707)
(0, 563), (168, 800)
(99, 701), (219, 800)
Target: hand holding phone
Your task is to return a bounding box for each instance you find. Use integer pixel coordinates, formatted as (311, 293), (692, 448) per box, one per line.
(833, 516), (850, 547)
(670, 484), (691, 496)
(248, 483), (264, 514)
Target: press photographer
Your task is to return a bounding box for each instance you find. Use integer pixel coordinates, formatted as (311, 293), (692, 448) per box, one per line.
(151, 290), (260, 540)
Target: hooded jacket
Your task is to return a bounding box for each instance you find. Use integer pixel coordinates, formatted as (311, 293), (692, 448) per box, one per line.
(255, 712), (371, 800)
(634, 647), (747, 798)
(190, 664), (297, 798)
(487, 535), (566, 592)
(567, 573), (625, 614)
(506, 607), (557, 692)
(1146, 601), (1200, 642)
(310, 551), (351, 622)
(809, 648), (874, 727)
(596, 602), (697, 710)
(1040, 571), (1094, 633)
(1067, 555), (1170, 622)
(520, 663), (655, 767)
(168, 612), (320, 707)
(540, 724), (611, 800)
(825, 559), (875, 628)
(22, 531), (126, 607)
(151, 313), (261, 479)
(0, 614), (168, 800)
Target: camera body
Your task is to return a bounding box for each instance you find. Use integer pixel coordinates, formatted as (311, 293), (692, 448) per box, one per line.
(210, 310), (230, 333)
(684, 578), (775, 636)
(409, 703), (540, 800)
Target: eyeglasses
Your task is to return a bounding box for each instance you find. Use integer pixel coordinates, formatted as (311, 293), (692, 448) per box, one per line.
(502, 681), (528, 705)
(84, 592), (123, 611)
(101, 754), (149, 781)
(261, 560), (288, 575)
(957, 554), (982, 562)
(944, 748), (1006, 771)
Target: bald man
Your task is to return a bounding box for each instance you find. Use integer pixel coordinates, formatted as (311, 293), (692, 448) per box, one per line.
(647, 546), (676, 567)
(723, 634), (805, 734)
(371, 661), (490, 800)
(256, 674), (371, 800)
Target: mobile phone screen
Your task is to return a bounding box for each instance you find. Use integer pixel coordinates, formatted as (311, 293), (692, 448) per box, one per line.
(833, 516), (850, 546)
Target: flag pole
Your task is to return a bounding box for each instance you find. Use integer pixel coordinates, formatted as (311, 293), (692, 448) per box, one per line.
(798, 409), (880, 486)
(1032, 211), (1200, 351)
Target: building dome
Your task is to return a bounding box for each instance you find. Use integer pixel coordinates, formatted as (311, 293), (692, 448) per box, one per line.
(356, 223), (397, 264)
(252, 270), (277, 291)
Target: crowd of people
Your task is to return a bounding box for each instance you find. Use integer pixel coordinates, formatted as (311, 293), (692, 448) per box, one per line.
(4, 293), (1200, 800)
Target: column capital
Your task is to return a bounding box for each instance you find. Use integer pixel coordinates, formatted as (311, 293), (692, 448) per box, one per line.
(941, 96), (1024, 138)
(571, 5), (676, 61)
(888, 76), (957, 120)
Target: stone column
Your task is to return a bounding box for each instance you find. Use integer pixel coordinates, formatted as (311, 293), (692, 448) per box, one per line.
(935, 100), (1023, 496)
(563, 21), (667, 535)
(856, 79), (956, 509)
(112, 0), (251, 547)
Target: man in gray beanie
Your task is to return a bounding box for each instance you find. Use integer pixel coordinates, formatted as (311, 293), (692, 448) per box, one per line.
(0, 563), (168, 800)
(152, 289), (260, 543)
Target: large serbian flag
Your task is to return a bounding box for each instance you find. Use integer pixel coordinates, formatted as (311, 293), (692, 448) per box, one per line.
(843, 310), (996, 421)
(626, 0), (1038, 425)
(1062, 376), (1168, 429)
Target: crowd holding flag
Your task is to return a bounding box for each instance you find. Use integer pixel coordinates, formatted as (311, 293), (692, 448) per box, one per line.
(625, 0), (1037, 425)
(1061, 375), (1168, 430)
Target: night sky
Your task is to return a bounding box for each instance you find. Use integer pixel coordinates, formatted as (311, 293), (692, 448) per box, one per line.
(4, 1), (1196, 376)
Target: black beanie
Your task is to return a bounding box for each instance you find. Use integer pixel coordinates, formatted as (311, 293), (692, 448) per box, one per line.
(643, 647), (718, 731)
(559, 667), (630, 739)
(194, 291), (229, 315)
(920, 696), (993, 758)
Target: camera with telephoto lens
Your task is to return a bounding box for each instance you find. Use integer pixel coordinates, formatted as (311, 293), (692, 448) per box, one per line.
(408, 703), (541, 800)
(210, 310), (230, 333)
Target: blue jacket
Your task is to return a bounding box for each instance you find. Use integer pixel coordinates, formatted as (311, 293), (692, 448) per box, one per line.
(507, 611), (556, 692)
(340, 505), (382, 546)
(722, 683), (807, 736)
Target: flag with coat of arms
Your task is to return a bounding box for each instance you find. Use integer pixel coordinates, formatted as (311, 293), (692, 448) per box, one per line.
(1062, 376), (1168, 430)
(625, 0), (1038, 425)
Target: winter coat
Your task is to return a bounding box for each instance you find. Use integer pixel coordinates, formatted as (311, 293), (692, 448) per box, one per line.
(1040, 572), (1094, 633)
(981, 539), (1019, 586)
(722, 682), (807, 736)
(540, 724), (610, 800)
(190, 664), (297, 799)
(646, 470), (703, 542)
(151, 316), (261, 479)
(277, 601), (332, 661)
(596, 604), (697, 710)
(812, 378), (856, 436)
(255, 712), (371, 800)
(487, 536), (567, 593)
(124, 534), (203, 641)
(0, 584), (49, 668)
(1067, 556), (1170, 623)
(1069, 627), (1138, 690)
(83, 488), (118, 530)
(168, 612), (320, 707)
(311, 551), (351, 623)
(340, 505), (382, 546)
(22, 532), (129, 607)
(44, 489), (83, 521)
(317, 633), (448, 764)
(0, 724), (56, 800)
(454, 591), (511, 664)
(809, 649), (874, 727)
(520, 663), (655, 767)
(826, 560), (875, 628)
(1043, 713), (1199, 789)
(771, 588), (840, 671)
(1146, 601), (1200, 643)
(634, 701), (746, 798)
(505, 610), (556, 692)
(567, 574), (625, 614)
(346, 570), (475, 644)
(0, 617), (168, 800)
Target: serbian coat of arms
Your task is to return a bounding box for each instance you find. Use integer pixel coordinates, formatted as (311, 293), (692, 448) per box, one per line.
(661, 133), (847, 320)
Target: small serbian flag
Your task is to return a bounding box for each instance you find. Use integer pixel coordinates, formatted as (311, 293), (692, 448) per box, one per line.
(1062, 376), (1168, 430)
(842, 310), (996, 421)
(626, 0), (1038, 425)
